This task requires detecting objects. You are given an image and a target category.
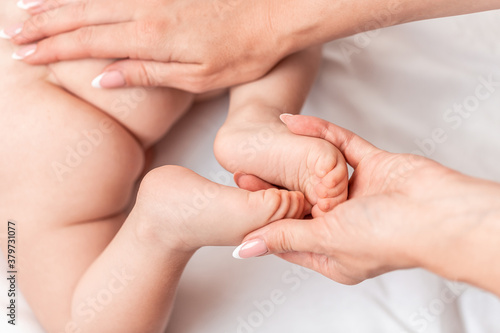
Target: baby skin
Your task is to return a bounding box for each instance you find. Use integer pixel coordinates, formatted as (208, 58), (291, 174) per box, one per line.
(2, 4), (346, 333)
(0, 45), (306, 333)
(0, 3), (306, 333)
(215, 48), (348, 216)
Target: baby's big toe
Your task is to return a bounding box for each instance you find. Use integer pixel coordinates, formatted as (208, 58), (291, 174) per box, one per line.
(310, 144), (348, 209)
(315, 172), (348, 199)
(313, 147), (338, 179)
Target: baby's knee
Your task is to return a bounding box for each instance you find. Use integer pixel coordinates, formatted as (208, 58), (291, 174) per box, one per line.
(131, 165), (194, 248)
(2, 103), (144, 222)
(134, 165), (189, 216)
(52, 118), (145, 219)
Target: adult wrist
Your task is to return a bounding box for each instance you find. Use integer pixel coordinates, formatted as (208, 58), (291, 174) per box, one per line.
(416, 174), (500, 293)
(271, 0), (410, 56)
(270, 0), (500, 57)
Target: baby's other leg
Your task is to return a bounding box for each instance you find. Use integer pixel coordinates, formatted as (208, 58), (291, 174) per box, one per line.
(214, 47), (348, 215)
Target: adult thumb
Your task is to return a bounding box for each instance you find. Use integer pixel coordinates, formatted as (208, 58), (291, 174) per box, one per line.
(91, 59), (207, 92)
(280, 114), (379, 169)
(232, 218), (324, 259)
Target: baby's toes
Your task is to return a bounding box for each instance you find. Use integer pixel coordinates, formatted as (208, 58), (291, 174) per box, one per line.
(283, 190), (306, 219)
(320, 160), (347, 188)
(315, 174), (348, 199)
(262, 189), (306, 222)
(313, 148), (348, 211)
(314, 182), (348, 216)
(270, 189), (291, 221)
(313, 149), (338, 179)
(316, 196), (340, 213)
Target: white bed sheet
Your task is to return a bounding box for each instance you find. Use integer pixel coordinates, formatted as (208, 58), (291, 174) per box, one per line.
(2, 10), (500, 333)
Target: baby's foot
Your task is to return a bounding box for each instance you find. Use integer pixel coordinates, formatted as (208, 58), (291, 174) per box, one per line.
(132, 165), (306, 251)
(214, 113), (348, 215)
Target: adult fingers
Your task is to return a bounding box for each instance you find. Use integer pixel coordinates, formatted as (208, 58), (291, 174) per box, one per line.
(234, 173), (276, 191)
(13, 1), (133, 44)
(20, 0), (76, 14)
(14, 22), (147, 64)
(92, 59), (214, 92)
(232, 218), (326, 259)
(280, 114), (380, 169)
(16, 0), (70, 14)
(276, 252), (360, 285)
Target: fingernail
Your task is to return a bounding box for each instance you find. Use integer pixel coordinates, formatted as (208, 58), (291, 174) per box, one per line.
(91, 71), (126, 89)
(0, 24), (23, 40)
(17, 0), (44, 10)
(233, 172), (247, 185)
(12, 44), (36, 60)
(279, 113), (294, 124)
(232, 239), (268, 259)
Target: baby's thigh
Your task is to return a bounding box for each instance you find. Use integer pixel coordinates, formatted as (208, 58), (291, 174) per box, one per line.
(0, 80), (146, 329)
(49, 59), (194, 147)
(0, 8), (149, 328)
(0, 83), (144, 225)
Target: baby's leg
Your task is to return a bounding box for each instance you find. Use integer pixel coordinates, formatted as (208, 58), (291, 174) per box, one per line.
(0, 45), (182, 333)
(1, 63), (304, 333)
(215, 47), (348, 216)
(0, 78), (144, 332)
(67, 165), (305, 331)
(2, 80), (305, 333)
(2, 4), (236, 331)
(48, 58), (194, 147)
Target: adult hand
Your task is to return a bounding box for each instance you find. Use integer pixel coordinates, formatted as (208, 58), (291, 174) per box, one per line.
(233, 115), (500, 294)
(7, 0), (499, 92)
(7, 0), (287, 92)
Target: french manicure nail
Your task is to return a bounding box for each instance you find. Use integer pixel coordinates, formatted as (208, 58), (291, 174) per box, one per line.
(232, 239), (268, 259)
(17, 0), (44, 10)
(0, 24), (23, 40)
(0, 30), (10, 40)
(91, 71), (126, 89)
(12, 44), (36, 60)
(279, 113), (294, 124)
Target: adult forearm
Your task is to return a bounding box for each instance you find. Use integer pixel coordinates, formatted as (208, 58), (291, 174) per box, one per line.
(415, 174), (500, 296)
(268, 0), (500, 55)
(463, 210), (500, 296)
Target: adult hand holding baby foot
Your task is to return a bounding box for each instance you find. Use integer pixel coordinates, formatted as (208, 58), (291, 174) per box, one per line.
(233, 115), (500, 296)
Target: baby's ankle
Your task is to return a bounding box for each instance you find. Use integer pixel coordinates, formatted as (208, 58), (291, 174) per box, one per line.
(227, 104), (289, 125)
(215, 110), (290, 170)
